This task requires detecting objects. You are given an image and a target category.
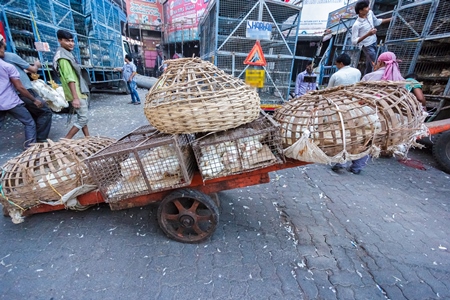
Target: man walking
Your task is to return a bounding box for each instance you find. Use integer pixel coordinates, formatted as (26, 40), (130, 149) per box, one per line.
(328, 53), (361, 87)
(115, 54), (141, 105)
(1, 35), (52, 142)
(294, 62), (317, 97)
(53, 29), (90, 139)
(327, 53), (367, 174)
(351, 0), (391, 75)
(0, 40), (37, 149)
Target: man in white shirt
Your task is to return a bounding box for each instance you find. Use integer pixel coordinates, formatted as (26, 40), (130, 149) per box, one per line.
(351, 0), (391, 75)
(328, 53), (361, 88)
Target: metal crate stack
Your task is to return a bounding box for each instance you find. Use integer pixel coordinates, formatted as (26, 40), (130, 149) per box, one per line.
(191, 113), (284, 181)
(84, 0), (123, 68)
(385, 0), (450, 96)
(85, 125), (196, 203)
(199, 0), (306, 106)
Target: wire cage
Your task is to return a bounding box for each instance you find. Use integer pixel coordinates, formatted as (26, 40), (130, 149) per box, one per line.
(386, 0), (433, 42)
(85, 126), (196, 203)
(428, 0), (450, 39)
(385, 41), (421, 76)
(199, 0), (301, 105)
(191, 113), (284, 181)
(0, 0), (29, 14)
(53, 1), (75, 31)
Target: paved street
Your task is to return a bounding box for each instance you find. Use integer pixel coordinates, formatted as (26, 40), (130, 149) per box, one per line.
(0, 90), (449, 299)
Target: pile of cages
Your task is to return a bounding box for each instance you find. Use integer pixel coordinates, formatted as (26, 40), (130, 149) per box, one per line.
(86, 125), (196, 203)
(199, 0), (303, 106)
(191, 113), (284, 181)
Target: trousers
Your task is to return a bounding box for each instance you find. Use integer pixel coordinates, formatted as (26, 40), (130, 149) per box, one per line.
(362, 43), (377, 75)
(335, 155), (370, 172)
(0, 103), (36, 148)
(127, 81), (141, 103)
(19, 89), (53, 142)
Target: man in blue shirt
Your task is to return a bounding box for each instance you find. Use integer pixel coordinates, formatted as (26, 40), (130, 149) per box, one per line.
(116, 55), (141, 105)
(294, 63), (317, 97)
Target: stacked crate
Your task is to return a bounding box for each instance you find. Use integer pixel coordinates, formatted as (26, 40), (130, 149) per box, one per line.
(385, 0), (450, 96)
(84, 0), (123, 68)
(1, 0), (123, 69)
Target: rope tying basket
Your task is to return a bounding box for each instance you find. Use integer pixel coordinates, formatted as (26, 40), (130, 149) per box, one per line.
(144, 57), (261, 134)
(273, 81), (428, 164)
(0, 136), (115, 220)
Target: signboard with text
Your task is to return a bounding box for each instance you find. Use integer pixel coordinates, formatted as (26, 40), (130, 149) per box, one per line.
(164, 0), (209, 42)
(299, 0), (346, 35)
(246, 21), (272, 40)
(126, 0), (163, 29)
(245, 69), (265, 88)
(326, 2), (357, 29)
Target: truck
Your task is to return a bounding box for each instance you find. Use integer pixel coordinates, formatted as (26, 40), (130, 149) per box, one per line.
(0, 0), (129, 93)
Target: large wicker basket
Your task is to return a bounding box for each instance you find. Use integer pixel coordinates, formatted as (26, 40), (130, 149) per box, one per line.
(0, 136), (115, 217)
(273, 81), (428, 164)
(144, 57), (260, 134)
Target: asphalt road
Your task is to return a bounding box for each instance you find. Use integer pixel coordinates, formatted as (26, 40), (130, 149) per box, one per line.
(0, 90), (449, 299)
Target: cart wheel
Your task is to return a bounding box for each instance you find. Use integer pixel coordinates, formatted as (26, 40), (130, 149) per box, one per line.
(432, 130), (450, 174)
(157, 189), (219, 243)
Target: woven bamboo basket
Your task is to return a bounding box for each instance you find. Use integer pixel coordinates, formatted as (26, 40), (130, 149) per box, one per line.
(0, 136), (115, 215)
(144, 57), (260, 134)
(273, 81), (427, 164)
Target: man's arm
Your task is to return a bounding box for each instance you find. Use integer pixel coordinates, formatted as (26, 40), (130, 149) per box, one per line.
(351, 23), (361, 45)
(129, 64), (137, 81)
(67, 82), (81, 108)
(26, 60), (41, 73)
(381, 17), (391, 24)
(354, 28), (377, 44)
(10, 78), (43, 108)
(295, 73), (303, 95)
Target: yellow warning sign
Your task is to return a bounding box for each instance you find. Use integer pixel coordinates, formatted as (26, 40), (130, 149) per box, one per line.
(245, 69), (265, 88)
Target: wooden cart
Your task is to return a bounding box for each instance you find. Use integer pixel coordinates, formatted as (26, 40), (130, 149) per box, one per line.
(13, 159), (308, 243)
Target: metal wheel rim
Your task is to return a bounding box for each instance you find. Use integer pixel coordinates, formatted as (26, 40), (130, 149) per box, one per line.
(159, 195), (218, 243)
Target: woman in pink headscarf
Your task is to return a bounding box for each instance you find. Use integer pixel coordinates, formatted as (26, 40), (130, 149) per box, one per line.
(361, 51), (404, 82)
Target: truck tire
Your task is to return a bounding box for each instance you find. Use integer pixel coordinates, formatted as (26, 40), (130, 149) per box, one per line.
(432, 130), (450, 174)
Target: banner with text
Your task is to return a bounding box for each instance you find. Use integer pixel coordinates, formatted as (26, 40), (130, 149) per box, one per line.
(299, 0), (347, 35)
(164, 0), (209, 42)
(127, 0), (163, 30)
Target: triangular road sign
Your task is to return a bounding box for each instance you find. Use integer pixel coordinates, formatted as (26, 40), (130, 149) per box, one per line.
(244, 40), (267, 66)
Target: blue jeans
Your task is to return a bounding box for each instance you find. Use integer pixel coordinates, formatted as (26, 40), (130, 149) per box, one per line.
(362, 43), (377, 75)
(20, 89), (53, 142)
(334, 155), (370, 172)
(0, 103), (36, 148)
(127, 81), (141, 103)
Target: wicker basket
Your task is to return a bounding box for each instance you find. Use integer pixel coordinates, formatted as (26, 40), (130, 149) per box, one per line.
(0, 136), (116, 213)
(144, 57), (260, 134)
(192, 112), (284, 181)
(85, 125), (195, 203)
(273, 81), (427, 164)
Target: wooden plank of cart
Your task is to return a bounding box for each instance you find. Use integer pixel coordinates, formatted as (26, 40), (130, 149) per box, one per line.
(19, 159), (308, 243)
